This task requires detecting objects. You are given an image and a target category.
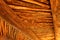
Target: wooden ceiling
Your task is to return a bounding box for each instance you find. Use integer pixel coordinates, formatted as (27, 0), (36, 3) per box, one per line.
(0, 0), (60, 40)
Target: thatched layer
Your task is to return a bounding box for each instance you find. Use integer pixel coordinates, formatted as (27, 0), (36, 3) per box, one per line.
(0, 0), (54, 40)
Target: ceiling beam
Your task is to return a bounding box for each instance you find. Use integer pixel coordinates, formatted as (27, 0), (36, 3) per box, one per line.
(50, 0), (60, 40)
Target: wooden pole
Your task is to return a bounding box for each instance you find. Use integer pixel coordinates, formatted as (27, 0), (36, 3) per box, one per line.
(50, 0), (60, 40)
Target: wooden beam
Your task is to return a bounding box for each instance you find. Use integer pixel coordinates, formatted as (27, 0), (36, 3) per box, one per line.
(50, 0), (60, 40)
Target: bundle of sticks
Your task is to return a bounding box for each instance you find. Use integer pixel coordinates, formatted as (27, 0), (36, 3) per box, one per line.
(0, 0), (55, 40)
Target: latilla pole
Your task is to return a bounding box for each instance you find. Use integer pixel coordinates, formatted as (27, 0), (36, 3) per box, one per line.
(50, 0), (60, 40)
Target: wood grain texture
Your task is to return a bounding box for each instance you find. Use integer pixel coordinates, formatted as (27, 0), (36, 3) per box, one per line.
(50, 0), (60, 40)
(0, 0), (54, 40)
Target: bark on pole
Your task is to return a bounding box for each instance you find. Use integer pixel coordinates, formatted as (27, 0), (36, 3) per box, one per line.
(50, 0), (60, 40)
